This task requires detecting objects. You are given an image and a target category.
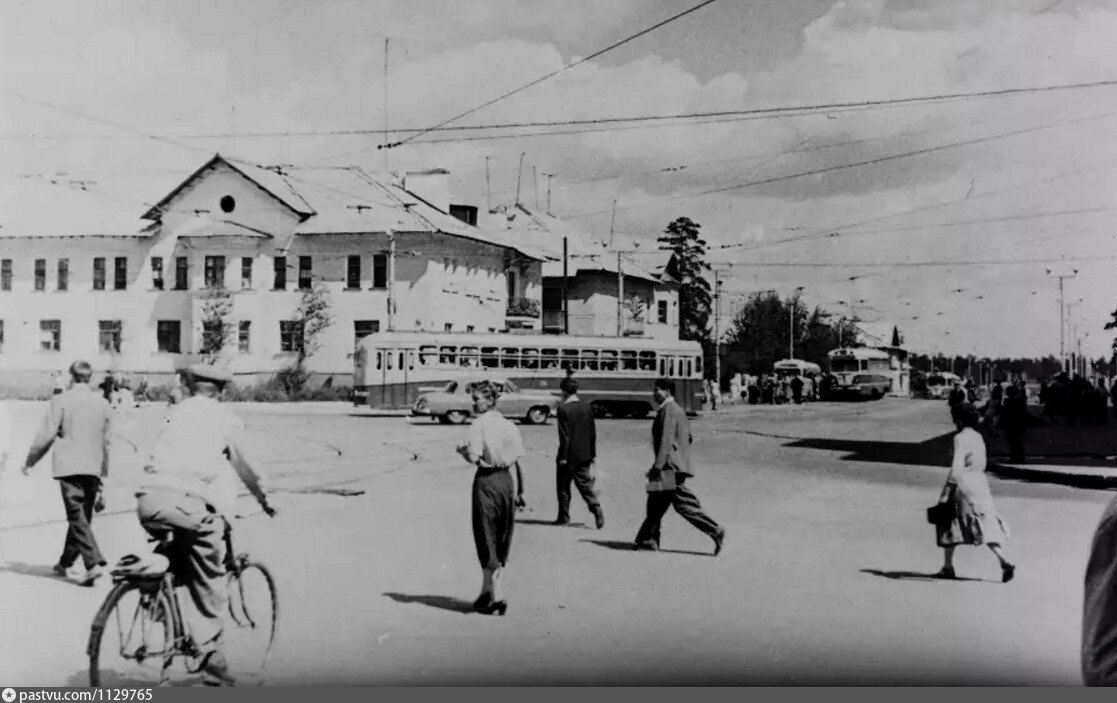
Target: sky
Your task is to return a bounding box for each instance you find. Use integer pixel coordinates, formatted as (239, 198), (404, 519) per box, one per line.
(2, 0), (1116, 359)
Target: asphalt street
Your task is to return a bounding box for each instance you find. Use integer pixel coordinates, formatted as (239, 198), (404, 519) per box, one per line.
(0, 397), (1110, 685)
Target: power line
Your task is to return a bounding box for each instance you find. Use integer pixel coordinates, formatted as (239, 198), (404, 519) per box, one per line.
(708, 254), (1117, 268)
(565, 109), (1117, 219)
(379, 0), (720, 150)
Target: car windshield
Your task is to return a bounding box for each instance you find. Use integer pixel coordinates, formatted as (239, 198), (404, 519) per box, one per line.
(444, 381), (459, 393)
(831, 359), (859, 373)
(926, 375), (945, 386)
(502, 380), (519, 394)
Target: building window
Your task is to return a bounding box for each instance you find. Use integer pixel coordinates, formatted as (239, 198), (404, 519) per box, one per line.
(658, 300), (668, 324)
(204, 255), (226, 288)
(298, 256), (312, 290)
(347, 255), (361, 290)
(0, 259), (10, 291)
(57, 259), (69, 292)
(506, 269), (517, 301)
(34, 259), (46, 291)
(174, 257), (189, 290)
(372, 254), (387, 289)
(444, 323), (453, 332)
(152, 257), (164, 290)
(280, 321), (304, 353)
(93, 257), (106, 290)
(238, 321), (251, 353)
(98, 320), (122, 353)
(114, 257), (127, 290)
(466, 325), (475, 333)
(354, 320), (379, 346)
(40, 320), (61, 352)
(156, 320), (181, 353)
(241, 257), (253, 289)
(273, 256), (287, 290)
(0, 320), (4, 351)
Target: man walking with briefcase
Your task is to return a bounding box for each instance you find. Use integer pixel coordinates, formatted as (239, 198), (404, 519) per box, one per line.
(635, 378), (725, 556)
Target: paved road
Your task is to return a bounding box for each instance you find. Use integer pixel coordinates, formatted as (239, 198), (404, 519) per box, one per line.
(0, 398), (1109, 685)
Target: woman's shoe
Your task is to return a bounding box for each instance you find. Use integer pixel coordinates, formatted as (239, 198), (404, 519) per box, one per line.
(472, 593), (493, 612)
(1001, 563), (1016, 583)
(934, 566), (956, 580)
(482, 600), (508, 616)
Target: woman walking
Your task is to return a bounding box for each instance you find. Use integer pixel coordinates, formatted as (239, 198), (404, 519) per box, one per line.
(457, 381), (526, 616)
(934, 403), (1016, 582)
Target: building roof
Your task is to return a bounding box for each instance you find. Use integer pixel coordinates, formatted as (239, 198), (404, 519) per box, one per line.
(856, 322), (905, 350)
(0, 154), (543, 260)
(476, 203), (664, 284)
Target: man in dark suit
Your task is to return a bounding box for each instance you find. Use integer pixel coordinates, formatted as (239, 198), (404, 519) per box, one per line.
(635, 378), (725, 555)
(23, 360), (113, 586)
(1083, 492), (1117, 684)
(555, 377), (604, 529)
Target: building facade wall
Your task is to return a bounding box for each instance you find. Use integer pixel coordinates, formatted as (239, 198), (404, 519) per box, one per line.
(549, 271), (678, 340)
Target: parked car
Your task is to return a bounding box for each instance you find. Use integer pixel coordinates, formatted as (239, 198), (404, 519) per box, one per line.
(411, 378), (560, 425)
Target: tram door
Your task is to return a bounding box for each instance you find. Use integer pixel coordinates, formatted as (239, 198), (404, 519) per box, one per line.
(375, 347), (416, 408)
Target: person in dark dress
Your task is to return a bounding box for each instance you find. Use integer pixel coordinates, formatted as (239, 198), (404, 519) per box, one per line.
(999, 384), (1030, 464)
(457, 381), (526, 616)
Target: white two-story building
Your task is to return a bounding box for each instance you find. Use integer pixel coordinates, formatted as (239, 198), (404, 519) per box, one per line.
(0, 154), (543, 392)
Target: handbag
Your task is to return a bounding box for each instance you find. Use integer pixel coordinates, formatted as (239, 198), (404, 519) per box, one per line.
(646, 467), (678, 493)
(926, 501), (953, 526)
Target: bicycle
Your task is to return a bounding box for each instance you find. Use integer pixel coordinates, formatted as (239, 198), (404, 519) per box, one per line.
(87, 515), (277, 687)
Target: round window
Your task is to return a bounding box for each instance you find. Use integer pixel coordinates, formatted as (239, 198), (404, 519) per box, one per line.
(220, 195), (236, 213)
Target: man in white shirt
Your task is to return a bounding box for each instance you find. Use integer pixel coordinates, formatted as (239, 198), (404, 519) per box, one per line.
(137, 364), (275, 686)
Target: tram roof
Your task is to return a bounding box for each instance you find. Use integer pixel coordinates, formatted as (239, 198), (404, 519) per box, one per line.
(359, 331), (702, 352)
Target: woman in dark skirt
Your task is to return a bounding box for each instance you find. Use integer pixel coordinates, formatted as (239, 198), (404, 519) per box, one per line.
(457, 381), (526, 615)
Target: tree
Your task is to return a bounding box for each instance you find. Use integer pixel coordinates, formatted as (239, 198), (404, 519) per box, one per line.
(659, 217), (712, 345)
(278, 281), (335, 395)
(199, 285), (235, 364)
(723, 291), (855, 373)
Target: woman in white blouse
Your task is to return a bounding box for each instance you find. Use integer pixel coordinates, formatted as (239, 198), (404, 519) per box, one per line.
(935, 404), (1016, 582)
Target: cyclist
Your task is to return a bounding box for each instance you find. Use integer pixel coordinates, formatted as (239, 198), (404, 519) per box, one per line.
(136, 363), (276, 686)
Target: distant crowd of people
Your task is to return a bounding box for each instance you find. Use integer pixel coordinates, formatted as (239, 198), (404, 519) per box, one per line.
(707, 373), (828, 409)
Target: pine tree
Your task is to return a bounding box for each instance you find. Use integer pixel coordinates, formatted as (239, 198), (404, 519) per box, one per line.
(658, 217), (712, 345)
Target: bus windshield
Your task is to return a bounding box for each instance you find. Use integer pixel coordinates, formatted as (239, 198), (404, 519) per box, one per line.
(926, 375), (946, 387)
(831, 359), (860, 373)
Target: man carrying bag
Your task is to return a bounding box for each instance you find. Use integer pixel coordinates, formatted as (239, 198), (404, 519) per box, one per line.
(635, 379), (726, 556)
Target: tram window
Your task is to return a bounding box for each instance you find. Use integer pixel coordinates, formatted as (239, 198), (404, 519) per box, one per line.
(481, 347), (500, 369)
(581, 350), (599, 371)
(419, 345), (438, 366)
(459, 347), (479, 368)
(683, 359), (691, 377)
(407, 351), (415, 371)
(501, 348), (520, 369)
(694, 356), (702, 377)
(375, 351), (383, 371)
(398, 352), (406, 371)
(600, 350), (618, 371)
(541, 348), (560, 369)
(621, 350), (638, 371)
(439, 346), (457, 365)
(562, 348), (580, 371)
(658, 357), (666, 376)
(385, 352), (393, 370)
(521, 349), (539, 370)
(639, 351), (657, 372)
(668, 357), (677, 378)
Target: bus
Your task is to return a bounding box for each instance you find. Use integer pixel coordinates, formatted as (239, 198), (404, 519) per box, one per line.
(773, 359), (822, 379)
(353, 332), (706, 416)
(924, 372), (961, 400)
(825, 347), (892, 400)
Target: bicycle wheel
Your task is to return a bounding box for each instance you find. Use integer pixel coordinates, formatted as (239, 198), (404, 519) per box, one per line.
(223, 562), (277, 678)
(89, 583), (175, 687)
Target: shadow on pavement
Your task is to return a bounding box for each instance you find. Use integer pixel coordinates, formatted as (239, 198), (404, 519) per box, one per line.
(0, 561), (66, 582)
(383, 592), (475, 614)
(581, 539), (710, 558)
(783, 433), (956, 468)
(67, 669), (202, 687)
(860, 568), (986, 583)
(515, 518), (587, 528)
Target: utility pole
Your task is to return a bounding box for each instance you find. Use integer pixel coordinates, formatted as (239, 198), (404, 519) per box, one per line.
(544, 173), (555, 214)
(562, 236), (569, 335)
(608, 200), (618, 249)
(514, 152), (525, 206)
(485, 156), (492, 213)
(1048, 267), (1078, 374)
(616, 251), (625, 337)
(383, 37), (390, 173)
(386, 229), (396, 331)
(714, 271), (723, 397)
(790, 286), (804, 359)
